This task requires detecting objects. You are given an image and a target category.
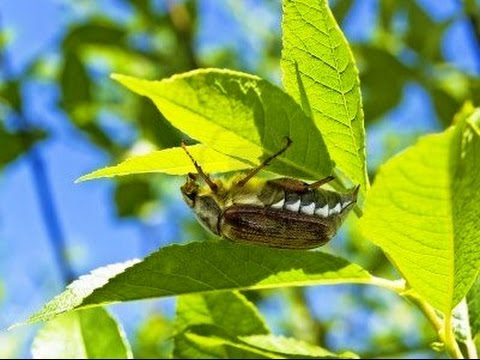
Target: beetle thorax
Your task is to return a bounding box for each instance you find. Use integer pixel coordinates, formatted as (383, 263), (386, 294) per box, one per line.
(192, 194), (222, 235)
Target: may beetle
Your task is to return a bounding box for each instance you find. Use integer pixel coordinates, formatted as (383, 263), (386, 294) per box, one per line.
(181, 138), (359, 249)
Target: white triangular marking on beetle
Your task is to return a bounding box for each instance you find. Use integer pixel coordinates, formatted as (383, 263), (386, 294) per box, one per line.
(341, 200), (351, 210)
(271, 198), (285, 209)
(315, 205), (328, 217)
(329, 203), (341, 215)
(285, 199), (301, 212)
(300, 203), (315, 215)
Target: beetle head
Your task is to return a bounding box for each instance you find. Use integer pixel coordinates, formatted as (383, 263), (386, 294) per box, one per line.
(181, 173), (199, 208)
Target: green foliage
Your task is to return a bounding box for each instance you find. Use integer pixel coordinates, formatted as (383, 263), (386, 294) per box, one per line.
(0, 124), (46, 169)
(281, 0), (368, 192)
(173, 291), (268, 358)
(31, 308), (132, 359)
(9, 0), (480, 358)
(133, 314), (174, 359)
(110, 70), (333, 180)
(173, 291), (356, 359)
(360, 109), (480, 313)
(26, 242), (371, 325)
(78, 144), (250, 181)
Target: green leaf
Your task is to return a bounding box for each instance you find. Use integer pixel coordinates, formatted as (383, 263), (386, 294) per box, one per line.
(174, 291), (269, 358)
(281, 0), (367, 191)
(467, 276), (480, 337)
(179, 325), (356, 359)
(0, 125), (47, 169)
(239, 334), (357, 359)
(176, 291), (269, 336)
(360, 109), (480, 313)
(26, 241), (371, 324)
(133, 314), (174, 359)
(113, 178), (155, 218)
(62, 22), (127, 51)
(31, 307), (132, 359)
(355, 46), (411, 123)
(111, 69), (333, 180)
(60, 54), (91, 111)
(172, 292), (354, 358)
(403, 1), (449, 62)
(77, 144), (250, 182)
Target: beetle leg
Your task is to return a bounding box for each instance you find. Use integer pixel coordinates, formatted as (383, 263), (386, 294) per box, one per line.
(267, 177), (310, 192)
(237, 137), (292, 187)
(181, 141), (218, 192)
(307, 175), (335, 190)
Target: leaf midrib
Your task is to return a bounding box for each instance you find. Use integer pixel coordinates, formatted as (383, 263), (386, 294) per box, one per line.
(319, 3), (363, 177)
(150, 93), (326, 180)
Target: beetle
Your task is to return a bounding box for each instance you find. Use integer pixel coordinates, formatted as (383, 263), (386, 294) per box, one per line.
(180, 138), (359, 249)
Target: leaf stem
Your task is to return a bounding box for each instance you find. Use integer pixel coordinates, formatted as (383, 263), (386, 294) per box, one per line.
(400, 292), (464, 358)
(363, 276), (467, 358)
(444, 310), (465, 359)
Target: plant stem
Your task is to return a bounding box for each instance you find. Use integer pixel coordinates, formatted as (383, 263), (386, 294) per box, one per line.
(364, 277), (467, 359)
(400, 292), (464, 358)
(444, 310), (465, 359)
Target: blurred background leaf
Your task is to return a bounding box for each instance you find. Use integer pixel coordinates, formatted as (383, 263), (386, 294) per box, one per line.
(31, 307), (132, 359)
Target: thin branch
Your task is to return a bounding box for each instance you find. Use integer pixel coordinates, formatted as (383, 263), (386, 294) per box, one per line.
(0, 14), (74, 285)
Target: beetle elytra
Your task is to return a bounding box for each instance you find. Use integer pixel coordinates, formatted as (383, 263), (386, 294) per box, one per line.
(180, 138), (359, 249)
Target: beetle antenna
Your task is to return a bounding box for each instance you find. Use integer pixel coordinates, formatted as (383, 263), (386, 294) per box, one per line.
(237, 136), (293, 187)
(181, 141), (218, 192)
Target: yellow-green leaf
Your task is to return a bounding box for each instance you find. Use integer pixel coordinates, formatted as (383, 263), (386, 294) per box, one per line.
(180, 327), (357, 359)
(360, 109), (480, 312)
(31, 307), (132, 359)
(77, 144), (251, 181)
(112, 69), (333, 180)
(281, 0), (368, 191)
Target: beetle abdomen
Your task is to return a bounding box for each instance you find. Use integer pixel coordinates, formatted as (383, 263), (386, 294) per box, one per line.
(219, 205), (338, 249)
(266, 187), (355, 218)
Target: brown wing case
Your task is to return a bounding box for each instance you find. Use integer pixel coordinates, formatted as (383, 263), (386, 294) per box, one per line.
(219, 205), (338, 249)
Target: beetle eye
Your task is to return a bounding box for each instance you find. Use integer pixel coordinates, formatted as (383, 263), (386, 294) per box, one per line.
(181, 187), (197, 207)
(181, 176), (199, 208)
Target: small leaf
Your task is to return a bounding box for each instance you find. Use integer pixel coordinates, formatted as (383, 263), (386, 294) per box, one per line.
(180, 325), (356, 359)
(77, 144), (251, 182)
(240, 334), (357, 359)
(60, 54), (91, 111)
(173, 291), (269, 358)
(112, 69), (333, 180)
(113, 178), (155, 218)
(360, 109), (480, 312)
(175, 291), (269, 336)
(0, 125), (47, 169)
(31, 307), (132, 359)
(281, 0), (368, 191)
(25, 241), (371, 324)
(355, 46), (411, 123)
(62, 22), (127, 51)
